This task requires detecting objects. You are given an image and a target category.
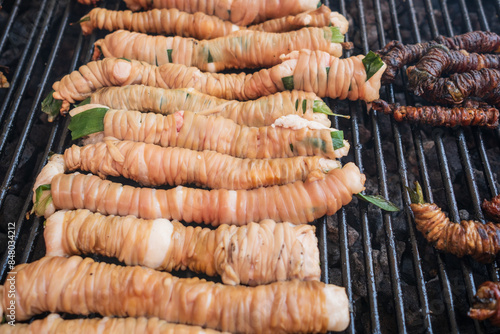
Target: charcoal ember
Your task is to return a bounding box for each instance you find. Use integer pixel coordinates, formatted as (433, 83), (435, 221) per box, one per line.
(400, 252), (416, 285)
(458, 209), (470, 221)
(326, 216), (360, 247)
(351, 252), (368, 298)
(329, 267), (342, 286)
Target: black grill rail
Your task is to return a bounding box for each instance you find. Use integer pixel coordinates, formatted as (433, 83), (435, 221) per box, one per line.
(0, 0), (499, 333)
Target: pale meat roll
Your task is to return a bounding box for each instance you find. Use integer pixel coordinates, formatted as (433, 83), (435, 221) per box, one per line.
(121, 0), (319, 26)
(44, 209), (321, 285)
(248, 5), (349, 35)
(93, 28), (343, 72)
(63, 139), (340, 189)
(80, 8), (239, 39)
(77, 108), (348, 159)
(0, 314), (223, 334)
(0, 256), (350, 332)
(46, 162), (365, 225)
(85, 86), (331, 127)
(51, 51), (386, 112)
(79, 6), (348, 37)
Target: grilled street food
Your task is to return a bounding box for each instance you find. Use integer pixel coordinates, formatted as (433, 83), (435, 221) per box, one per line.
(409, 182), (500, 263)
(114, 0), (320, 26)
(469, 281), (500, 327)
(50, 51), (386, 113)
(0, 256), (350, 332)
(79, 86), (333, 127)
(0, 71), (8, 88)
(67, 107), (349, 160)
(62, 139), (341, 189)
(408, 67), (500, 106)
(93, 28), (344, 72)
(32, 161), (365, 225)
(371, 99), (499, 128)
(79, 8), (239, 39)
(482, 194), (500, 224)
(44, 209), (321, 285)
(0, 314), (223, 334)
(406, 46), (500, 105)
(79, 6), (348, 38)
(377, 31), (500, 84)
(407, 46), (500, 80)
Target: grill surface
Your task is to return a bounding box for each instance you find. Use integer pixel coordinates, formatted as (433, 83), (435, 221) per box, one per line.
(0, 0), (500, 333)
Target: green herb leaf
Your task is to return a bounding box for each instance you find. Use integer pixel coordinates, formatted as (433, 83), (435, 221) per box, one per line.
(317, 1), (322, 8)
(406, 181), (425, 204)
(295, 100), (299, 110)
(355, 193), (400, 212)
(32, 184), (52, 217)
(329, 27), (344, 43)
(312, 100), (350, 118)
(326, 66), (330, 76)
(313, 100), (333, 115)
(207, 50), (213, 63)
(35, 184), (51, 203)
(75, 97), (90, 108)
(362, 51), (384, 81)
(290, 144), (294, 152)
(167, 49), (173, 63)
(41, 90), (62, 122)
(68, 107), (108, 140)
(331, 130), (344, 150)
(118, 57), (131, 62)
(73, 16), (90, 25)
(282, 75), (294, 90)
(302, 100), (307, 114)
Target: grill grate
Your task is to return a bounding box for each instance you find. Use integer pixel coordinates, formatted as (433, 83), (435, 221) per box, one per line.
(0, 0), (500, 333)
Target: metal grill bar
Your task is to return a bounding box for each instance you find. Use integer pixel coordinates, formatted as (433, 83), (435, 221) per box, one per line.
(374, 1), (433, 332)
(0, 0), (69, 209)
(0, 0), (22, 53)
(0, 0), (49, 124)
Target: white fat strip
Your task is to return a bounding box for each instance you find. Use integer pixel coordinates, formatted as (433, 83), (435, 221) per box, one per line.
(69, 103), (109, 117)
(176, 186), (184, 214)
(324, 285), (350, 331)
(311, 113), (331, 127)
(82, 132), (105, 145)
(227, 191), (238, 223)
(292, 223), (321, 280)
(44, 210), (68, 257)
(319, 158), (341, 172)
(96, 317), (109, 334)
(143, 218), (173, 268)
(206, 63), (217, 73)
(272, 114), (337, 131)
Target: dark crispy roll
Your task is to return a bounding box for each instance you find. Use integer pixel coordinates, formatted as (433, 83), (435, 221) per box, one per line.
(372, 99), (499, 128)
(469, 281), (500, 327)
(409, 182), (500, 263)
(377, 31), (500, 84)
(409, 68), (500, 106)
(482, 194), (500, 224)
(408, 46), (500, 79)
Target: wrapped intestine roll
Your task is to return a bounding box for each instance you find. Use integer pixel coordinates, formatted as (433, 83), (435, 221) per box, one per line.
(45, 209), (321, 285)
(0, 256), (350, 332)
